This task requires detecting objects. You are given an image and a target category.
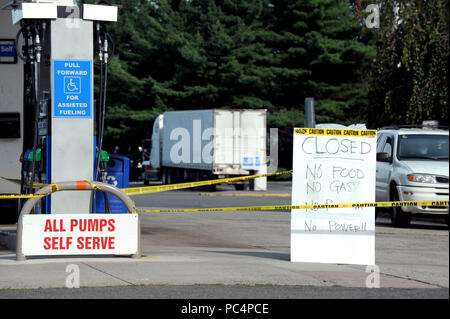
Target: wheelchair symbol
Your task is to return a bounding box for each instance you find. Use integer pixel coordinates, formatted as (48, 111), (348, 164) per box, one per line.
(64, 76), (81, 94)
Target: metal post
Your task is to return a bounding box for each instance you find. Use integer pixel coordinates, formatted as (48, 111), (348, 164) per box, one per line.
(304, 97), (315, 128)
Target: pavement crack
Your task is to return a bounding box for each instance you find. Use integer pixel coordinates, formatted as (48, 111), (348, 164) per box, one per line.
(379, 271), (445, 288)
(347, 264), (445, 288)
(81, 262), (135, 286)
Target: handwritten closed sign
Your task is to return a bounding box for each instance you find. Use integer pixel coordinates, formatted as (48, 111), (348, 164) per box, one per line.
(291, 128), (377, 265)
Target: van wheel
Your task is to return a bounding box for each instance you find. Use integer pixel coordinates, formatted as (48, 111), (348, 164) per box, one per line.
(391, 190), (411, 227)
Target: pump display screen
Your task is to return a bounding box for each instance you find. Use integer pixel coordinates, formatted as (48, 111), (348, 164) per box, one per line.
(52, 60), (92, 118)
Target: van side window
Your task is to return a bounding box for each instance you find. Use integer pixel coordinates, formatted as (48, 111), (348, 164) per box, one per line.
(376, 133), (385, 153)
(382, 137), (393, 156)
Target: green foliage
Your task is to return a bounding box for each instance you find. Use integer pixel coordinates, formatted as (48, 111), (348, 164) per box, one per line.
(84, 0), (382, 165)
(268, 0), (375, 125)
(367, 0), (449, 127)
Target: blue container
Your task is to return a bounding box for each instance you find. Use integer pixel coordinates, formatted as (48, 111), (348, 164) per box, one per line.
(95, 154), (130, 213)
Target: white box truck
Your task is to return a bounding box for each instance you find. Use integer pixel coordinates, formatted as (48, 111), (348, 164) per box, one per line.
(144, 109), (267, 190)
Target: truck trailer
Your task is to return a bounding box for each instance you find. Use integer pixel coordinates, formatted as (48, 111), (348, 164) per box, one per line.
(143, 109), (267, 191)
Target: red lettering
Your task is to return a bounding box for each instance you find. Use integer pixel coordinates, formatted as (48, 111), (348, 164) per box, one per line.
(108, 237), (115, 249)
(75, 237), (115, 250)
(84, 236), (92, 249)
(79, 219), (87, 232)
(93, 237), (100, 249)
(43, 219), (67, 232)
(43, 237), (51, 249)
(100, 237), (107, 248)
(51, 237), (58, 249)
(77, 237), (84, 249)
(70, 219), (78, 232)
(46, 237), (72, 250)
(66, 237), (72, 249)
(88, 219), (98, 231)
(44, 220), (52, 232)
(70, 218), (114, 232)
(58, 219), (66, 232)
(100, 219), (107, 231)
(107, 219), (115, 232)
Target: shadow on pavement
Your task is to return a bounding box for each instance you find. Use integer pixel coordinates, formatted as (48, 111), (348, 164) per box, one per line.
(376, 211), (449, 231)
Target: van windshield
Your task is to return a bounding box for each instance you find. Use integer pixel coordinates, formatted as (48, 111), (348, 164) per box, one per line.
(397, 134), (449, 160)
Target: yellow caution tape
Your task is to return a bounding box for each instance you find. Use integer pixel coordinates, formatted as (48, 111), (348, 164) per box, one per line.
(1, 171), (292, 199)
(294, 127), (377, 137)
(86, 180), (103, 192)
(121, 170), (293, 196)
(0, 193), (47, 199)
(137, 200), (449, 213)
(0, 187), (59, 199)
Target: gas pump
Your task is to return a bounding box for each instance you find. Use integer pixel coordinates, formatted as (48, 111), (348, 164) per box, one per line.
(0, 0), (118, 219)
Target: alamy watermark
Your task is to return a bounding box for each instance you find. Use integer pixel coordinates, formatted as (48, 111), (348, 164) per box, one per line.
(65, 6), (81, 29)
(365, 4), (380, 29)
(365, 264), (380, 288)
(167, 121), (278, 173)
(65, 264), (80, 288)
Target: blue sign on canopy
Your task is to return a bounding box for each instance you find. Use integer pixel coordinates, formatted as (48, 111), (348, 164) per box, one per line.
(53, 60), (92, 118)
(0, 40), (16, 63)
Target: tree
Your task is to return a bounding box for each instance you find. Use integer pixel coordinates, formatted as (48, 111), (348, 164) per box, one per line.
(367, 0), (449, 127)
(265, 0), (375, 168)
(268, 0), (375, 125)
(82, 0), (375, 171)
(169, 0), (278, 111)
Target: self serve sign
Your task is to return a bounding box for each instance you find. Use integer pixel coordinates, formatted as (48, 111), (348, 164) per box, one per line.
(53, 60), (92, 118)
(21, 214), (139, 256)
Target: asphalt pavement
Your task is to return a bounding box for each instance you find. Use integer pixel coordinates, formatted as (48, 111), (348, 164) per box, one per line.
(0, 181), (448, 300)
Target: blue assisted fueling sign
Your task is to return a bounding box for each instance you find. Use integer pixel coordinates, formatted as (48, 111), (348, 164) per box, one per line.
(53, 60), (92, 118)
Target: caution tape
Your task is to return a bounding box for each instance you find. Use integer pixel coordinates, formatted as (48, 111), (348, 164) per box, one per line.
(121, 170), (293, 196)
(0, 183), (59, 199)
(294, 127), (377, 137)
(86, 180), (103, 192)
(0, 193), (47, 199)
(137, 200), (449, 213)
(1, 170), (292, 199)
